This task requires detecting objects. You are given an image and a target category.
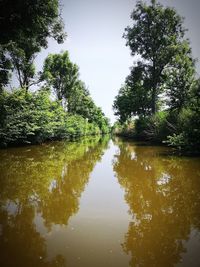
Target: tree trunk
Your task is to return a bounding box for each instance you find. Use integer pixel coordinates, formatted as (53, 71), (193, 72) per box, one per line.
(152, 86), (156, 114)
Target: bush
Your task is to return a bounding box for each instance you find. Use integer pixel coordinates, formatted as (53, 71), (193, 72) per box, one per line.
(0, 89), (57, 146)
(134, 112), (170, 143)
(112, 120), (135, 137)
(0, 89), (106, 147)
(166, 108), (200, 152)
(134, 116), (149, 140)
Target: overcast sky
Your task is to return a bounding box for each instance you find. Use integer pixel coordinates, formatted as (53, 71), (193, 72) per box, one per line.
(36, 0), (200, 123)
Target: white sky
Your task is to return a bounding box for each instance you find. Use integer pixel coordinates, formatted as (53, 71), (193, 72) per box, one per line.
(35, 0), (200, 123)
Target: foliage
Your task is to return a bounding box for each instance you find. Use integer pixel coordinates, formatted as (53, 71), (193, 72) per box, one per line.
(0, 0), (66, 89)
(142, 111), (170, 142)
(166, 108), (200, 152)
(113, 0), (199, 152)
(114, 0), (195, 124)
(114, 112), (170, 143)
(113, 64), (152, 122)
(0, 0), (65, 47)
(0, 47), (12, 91)
(134, 116), (150, 140)
(42, 51), (79, 102)
(113, 85), (133, 123)
(42, 51), (111, 134)
(123, 0), (186, 114)
(112, 120), (135, 137)
(164, 41), (196, 111)
(0, 89), (109, 147)
(165, 81), (200, 152)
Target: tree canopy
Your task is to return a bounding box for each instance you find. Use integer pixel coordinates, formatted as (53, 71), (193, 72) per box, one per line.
(118, 0), (191, 115)
(0, 2), (110, 147)
(113, 0), (199, 152)
(0, 0), (66, 90)
(42, 51), (79, 102)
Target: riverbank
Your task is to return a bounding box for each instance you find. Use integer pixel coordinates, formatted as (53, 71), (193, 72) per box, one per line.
(0, 89), (111, 148)
(112, 115), (200, 156)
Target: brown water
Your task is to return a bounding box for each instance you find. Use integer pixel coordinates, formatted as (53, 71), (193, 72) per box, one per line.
(0, 136), (200, 267)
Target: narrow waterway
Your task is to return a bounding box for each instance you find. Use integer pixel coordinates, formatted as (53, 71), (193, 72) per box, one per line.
(0, 136), (200, 267)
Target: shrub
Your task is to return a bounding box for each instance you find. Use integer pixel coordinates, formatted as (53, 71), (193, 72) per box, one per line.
(134, 112), (170, 143)
(166, 108), (200, 152)
(0, 89), (105, 147)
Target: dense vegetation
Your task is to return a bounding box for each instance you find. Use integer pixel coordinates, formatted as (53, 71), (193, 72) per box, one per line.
(113, 0), (200, 153)
(0, 1), (110, 147)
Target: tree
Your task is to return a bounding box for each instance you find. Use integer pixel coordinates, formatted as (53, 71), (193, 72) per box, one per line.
(67, 80), (92, 115)
(42, 51), (79, 104)
(41, 51), (110, 133)
(113, 85), (133, 123)
(0, 47), (12, 92)
(113, 63), (152, 122)
(8, 43), (36, 90)
(190, 79), (200, 113)
(166, 79), (200, 152)
(0, 0), (66, 90)
(68, 82), (110, 132)
(164, 41), (196, 111)
(123, 0), (186, 114)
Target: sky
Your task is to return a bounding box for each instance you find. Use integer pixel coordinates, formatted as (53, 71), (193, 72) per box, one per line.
(36, 0), (200, 123)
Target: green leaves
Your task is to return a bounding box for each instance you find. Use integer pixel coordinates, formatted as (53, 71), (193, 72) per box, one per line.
(122, 0), (188, 114)
(0, 0), (66, 89)
(42, 51), (79, 102)
(164, 41), (196, 111)
(113, 64), (153, 122)
(41, 51), (110, 134)
(0, 88), (110, 147)
(114, 0), (199, 152)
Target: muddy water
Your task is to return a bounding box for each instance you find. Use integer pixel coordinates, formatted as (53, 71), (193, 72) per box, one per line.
(0, 136), (200, 267)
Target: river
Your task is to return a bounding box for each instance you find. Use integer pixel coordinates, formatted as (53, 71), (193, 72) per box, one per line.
(0, 136), (200, 267)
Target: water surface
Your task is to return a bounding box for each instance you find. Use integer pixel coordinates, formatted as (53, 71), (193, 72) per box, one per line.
(0, 136), (200, 267)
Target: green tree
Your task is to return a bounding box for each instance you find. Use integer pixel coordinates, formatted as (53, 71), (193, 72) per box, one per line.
(113, 85), (133, 123)
(113, 64), (152, 122)
(166, 81), (200, 152)
(164, 41), (196, 111)
(0, 47), (12, 92)
(67, 80), (90, 114)
(0, 0), (66, 90)
(8, 43), (36, 90)
(42, 52), (110, 133)
(42, 51), (79, 104)
(123, 0), (186, 114)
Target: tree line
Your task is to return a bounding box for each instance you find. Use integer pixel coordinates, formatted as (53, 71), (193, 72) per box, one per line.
(0, 0), (110, 147)
(113, 0), (200, 153)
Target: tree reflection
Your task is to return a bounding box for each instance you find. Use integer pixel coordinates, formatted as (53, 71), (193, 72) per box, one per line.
(113, 138), (200, 267)
(0, 136), (109, 267)
(0, 203), (65, 267)
(38, 138), (109, 228)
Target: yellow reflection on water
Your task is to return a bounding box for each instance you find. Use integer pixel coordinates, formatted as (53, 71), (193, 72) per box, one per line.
(0, 136), (109, 267)
(0, 136), (200, 267)
(113, 138), (200, 267)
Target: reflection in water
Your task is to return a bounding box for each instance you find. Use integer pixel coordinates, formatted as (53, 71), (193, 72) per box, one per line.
(0, 136), (109, 267)
(1, 137), (200, 267)
(113, 138), (200, 267)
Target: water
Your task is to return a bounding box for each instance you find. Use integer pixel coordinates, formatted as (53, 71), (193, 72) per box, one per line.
(0, 136), (200, 267)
